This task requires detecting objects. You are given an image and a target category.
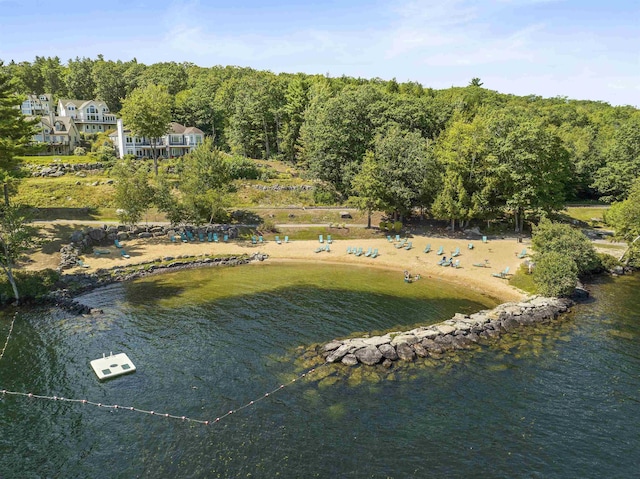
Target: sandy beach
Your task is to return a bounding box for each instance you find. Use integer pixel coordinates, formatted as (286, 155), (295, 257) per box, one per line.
(59, 234), (532, 302)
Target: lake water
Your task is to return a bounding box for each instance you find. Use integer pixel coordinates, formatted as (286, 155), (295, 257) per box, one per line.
(0, 263), (638, 478)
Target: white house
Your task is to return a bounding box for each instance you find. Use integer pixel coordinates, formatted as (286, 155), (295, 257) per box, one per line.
(109, 120), (204, 159)
(57, 99), (117, 133)
(21, 93), (53, 116)
(29, 114), (81, 155)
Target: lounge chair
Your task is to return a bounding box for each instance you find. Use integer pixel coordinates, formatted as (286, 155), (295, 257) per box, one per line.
(275, 236), (282, 244)
(199, 232), (205, 242)
(76, 259), (90, 268)
(395, 239), (407, 249)
(284, 236), (289, 243)
(468, 243), (474, 249)
(395, 234), (401, 242)
(371, 248), (378, 258)
(251, 235), (257, 244)
(169, 233), (177, 243)
(492, 267), (510, 278)
(223, 234), (229, 242)
(437, 257), (448, 266)
(346, 246), (352, 254)
(364, 247), (372, 257)
(208, 232), (213, 242)
(327, 235), (332, 244)
(180, 232), (188, 243)
(213, 233), (219, 243)
(424, 244), (431, 253)
(404, 241), (412, 251)
(319, 234), (324, 243)
(517, 248), (527, 259)
(473, 261), (488, 268)
(120, 249), (130, 259)
(355, 247), (363, 257)
(114, 239), (123, 248)
(452, 260), (460, 268)
(325, 244), (330, 252)
(94, 249), (110, 256)
(451, 247), (461, 257)
(259, 235), (263, 243)
(186, 231), (195, 242)
(482, 236), (488, 243)
(387, 235), (393, 242)
(436, 246), (444, 255)
(441, 259), (452, 267)
(314, 246), (323, 253)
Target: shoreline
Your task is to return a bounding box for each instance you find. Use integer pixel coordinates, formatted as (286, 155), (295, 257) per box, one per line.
(41, 234), (531, 303)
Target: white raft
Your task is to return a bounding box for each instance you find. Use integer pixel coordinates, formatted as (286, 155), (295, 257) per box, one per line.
(90, 352), (136, 380)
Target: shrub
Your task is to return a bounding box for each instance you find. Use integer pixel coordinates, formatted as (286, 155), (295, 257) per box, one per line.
(259, 218), (277, 233)
(393, 221), (402, 233)
(0, 269), (60, 304)
(313, 184), (339, 205)
(533, 251), (578, 297)
(74, 146), (86, 156)
(227, 156), (261, 180)
(597, 252), (621, 271)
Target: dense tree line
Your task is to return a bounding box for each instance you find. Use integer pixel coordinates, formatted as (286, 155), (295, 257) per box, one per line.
(3, 56), (640, 230)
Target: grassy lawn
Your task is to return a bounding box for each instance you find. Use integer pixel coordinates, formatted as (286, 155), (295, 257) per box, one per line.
(15, 175), (116, 210)
(563, 206), (609, 224)
(509, 264), (537, 294)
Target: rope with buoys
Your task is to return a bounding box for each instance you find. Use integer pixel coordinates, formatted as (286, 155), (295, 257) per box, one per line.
(0, 311), (326, 425)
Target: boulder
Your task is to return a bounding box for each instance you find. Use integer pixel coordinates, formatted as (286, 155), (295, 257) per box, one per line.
(341, 354), (359, 366)
(326, 344), (351, 363)
(391, 334), (419, 347)
(323, 341), (343, 353)
(412, 343), (429, 357)
(396, 343), (416, 361)
(378, 343), (398, 360)
(354, 346), (383, 366)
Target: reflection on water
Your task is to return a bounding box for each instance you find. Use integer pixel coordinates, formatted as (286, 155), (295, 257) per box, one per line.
(0, 265), (638, 478)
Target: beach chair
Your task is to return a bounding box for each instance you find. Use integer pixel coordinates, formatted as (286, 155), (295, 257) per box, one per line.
(437, 257), (447, 266)
(371, 248), (378, 258)
(468, 243), (474, 249)
(436, 246), (444, 255)
(319, 234), (324, 243)
(114, 239), (123, 248)
(404, 241), (412, 251)
(213, 233), (219, 243)
(482, 236), (488, 243)
(208, 232), (213, 242)
(364, 247), (372, 257)
(395, 239), (407, 249)
(451, 247), (461, 257)
(186, 231), (195, 242)
(180, 232), (188, 243)
(473, 261), (488, 268)
(395, 234), (401, 242)
(199, 232), (205, 242)
(423, 244), (431, 253)
(325, 244), (330, 252)
(76, 259), (90, 268)
(120, 249), (130, 259)
(259, 235), (263, 243)
(275, 236), (282, 244)
(169, 233), (177, 243)
(355, 247), (363, 257)
(94, 249), (110, 256)
(285, 236), (289, 243)
(517, 248), (527, 258)
(327, 235), (332, 244)
(452, 260), (460, 268)
(441, 259), (452, 266)
(387, 235), (393, 242)
(251, 235), (257, 244)
(223, 234), (229, 242)
(346, 246), (352, 254)
(492, 266), (510, 278)
(314, 246), (323, 253)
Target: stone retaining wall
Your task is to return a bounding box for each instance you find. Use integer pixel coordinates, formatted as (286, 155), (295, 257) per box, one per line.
(320, 296), (573, 367)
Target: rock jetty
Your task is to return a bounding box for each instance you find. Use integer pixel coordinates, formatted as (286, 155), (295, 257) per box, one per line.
(321, 296), (573, 367)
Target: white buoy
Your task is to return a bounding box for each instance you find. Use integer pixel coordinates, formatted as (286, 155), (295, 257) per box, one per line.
(90, 353), (136, 380)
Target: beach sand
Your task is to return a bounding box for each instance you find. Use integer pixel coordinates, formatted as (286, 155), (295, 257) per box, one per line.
(56, 234), (532, 302)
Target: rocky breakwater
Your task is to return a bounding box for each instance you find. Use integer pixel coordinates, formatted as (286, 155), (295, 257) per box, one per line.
(321, 296), (573, 367)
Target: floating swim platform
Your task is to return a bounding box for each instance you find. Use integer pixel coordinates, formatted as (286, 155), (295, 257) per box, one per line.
(90, 352), (136, 380)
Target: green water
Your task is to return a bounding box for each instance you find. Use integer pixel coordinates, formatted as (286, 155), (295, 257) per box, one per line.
(0, 264), (638, 478)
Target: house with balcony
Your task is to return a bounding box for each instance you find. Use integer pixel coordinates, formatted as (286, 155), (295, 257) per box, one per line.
(29, 114), (81, 155)
(57, 99), (117, 134)
(109, 120), (204, 159)
(21, 93), (53, 116)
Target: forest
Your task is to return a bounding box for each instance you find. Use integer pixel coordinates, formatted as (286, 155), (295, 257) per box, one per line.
(3, 55), (640, 229)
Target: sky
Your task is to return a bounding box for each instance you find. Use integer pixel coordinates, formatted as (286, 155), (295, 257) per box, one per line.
(0, 0), (638, 106)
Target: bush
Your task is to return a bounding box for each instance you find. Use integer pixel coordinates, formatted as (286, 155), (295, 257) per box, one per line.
(226, 156), (262, 180)
(393, 221), (402, 233)
(0, 269), (60, 304)
(74, 146), (86, 156)
(259, 218), (278, 233)
(597, 252), (621, 271)
(532, 218), (601, 274)
(313, 184), (339, 205)
(533, 251), (578, 297)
